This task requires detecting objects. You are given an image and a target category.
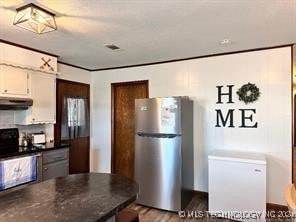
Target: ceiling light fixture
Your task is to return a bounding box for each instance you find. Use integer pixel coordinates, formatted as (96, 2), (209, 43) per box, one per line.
(13, 3), (57, 34)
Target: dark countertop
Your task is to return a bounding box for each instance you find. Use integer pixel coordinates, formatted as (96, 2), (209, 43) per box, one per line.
(0, 142), (70, 159)
(0, 173), (139, 222)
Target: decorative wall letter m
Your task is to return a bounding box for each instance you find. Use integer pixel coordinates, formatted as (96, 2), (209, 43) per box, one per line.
(215, 109), (235, 128)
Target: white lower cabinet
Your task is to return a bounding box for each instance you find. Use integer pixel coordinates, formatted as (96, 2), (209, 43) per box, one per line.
(15, 72), (56, 124)
(42, 148), (69, 181)
(208, 150), (266, 222)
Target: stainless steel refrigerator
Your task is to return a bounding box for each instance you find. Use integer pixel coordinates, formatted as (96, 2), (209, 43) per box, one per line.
(134, 97), (193, 212)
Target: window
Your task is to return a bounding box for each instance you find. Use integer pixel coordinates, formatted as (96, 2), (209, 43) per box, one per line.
(61, 97), (89, 139)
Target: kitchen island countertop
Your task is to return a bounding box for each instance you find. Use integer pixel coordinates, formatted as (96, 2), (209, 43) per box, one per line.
(0, 173), (139, 222)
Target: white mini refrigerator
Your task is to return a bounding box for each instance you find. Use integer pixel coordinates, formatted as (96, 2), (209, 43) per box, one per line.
(208, 150), (266, 222)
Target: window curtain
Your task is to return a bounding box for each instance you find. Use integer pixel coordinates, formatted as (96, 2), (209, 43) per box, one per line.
(61, 96), (89, 140)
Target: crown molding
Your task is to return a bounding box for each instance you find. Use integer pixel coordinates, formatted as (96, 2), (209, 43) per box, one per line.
(0, 39), (59, 58)
(92, 44), (293, 72)
(0, 39), (293, 72)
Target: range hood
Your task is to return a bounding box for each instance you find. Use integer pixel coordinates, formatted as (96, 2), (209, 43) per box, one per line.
(0, 97), (33, 110)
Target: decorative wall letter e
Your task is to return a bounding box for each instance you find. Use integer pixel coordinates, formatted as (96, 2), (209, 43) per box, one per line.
(239, 109), (258, 128)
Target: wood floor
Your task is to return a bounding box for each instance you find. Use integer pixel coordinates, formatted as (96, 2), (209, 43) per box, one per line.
(128, 194), (290, 222)
(128, 194), (233, 222)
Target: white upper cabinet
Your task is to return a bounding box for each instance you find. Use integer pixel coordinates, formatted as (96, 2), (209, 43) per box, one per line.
(30, 72), (56, 124)
(15, 72), (56, 125)
(0, 66), (31, 97)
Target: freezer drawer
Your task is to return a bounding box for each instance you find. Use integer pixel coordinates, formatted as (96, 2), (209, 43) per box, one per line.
(134, 134), (181, 211)
(135, 97), (181, 134)
(209, 152), (266, 222)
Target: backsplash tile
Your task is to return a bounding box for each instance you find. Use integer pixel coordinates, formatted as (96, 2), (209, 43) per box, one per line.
(0, 111), (54, 142)
(0, 111), (15, 128)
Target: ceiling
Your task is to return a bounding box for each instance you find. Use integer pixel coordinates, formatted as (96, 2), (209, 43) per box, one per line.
(0, 0), (296, 70)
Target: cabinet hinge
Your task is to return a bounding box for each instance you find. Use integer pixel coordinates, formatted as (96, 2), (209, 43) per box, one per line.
(27, 88), (29, 93)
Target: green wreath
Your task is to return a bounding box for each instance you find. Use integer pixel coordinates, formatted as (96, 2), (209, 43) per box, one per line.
(236, 83), (261, 104)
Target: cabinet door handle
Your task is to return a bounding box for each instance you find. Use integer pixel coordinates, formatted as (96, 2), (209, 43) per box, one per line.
(44, 167), (48, 171)
(32, 118), (35, 121)
(9, 100), (27, 103)
(254, 169), (261, 172)
(4, 89), (7, 93)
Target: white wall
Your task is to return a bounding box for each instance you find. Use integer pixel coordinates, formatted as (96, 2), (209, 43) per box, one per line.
(91, 47), (292, 205)
(57, 64), (91, 84)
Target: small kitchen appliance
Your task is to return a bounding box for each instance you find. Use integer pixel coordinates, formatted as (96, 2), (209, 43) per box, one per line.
(31, 132), (46, 145)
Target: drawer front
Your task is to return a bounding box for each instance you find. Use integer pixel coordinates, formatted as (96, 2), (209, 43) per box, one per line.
(42, 148), (69, 164)
(43, 160), (69, 181)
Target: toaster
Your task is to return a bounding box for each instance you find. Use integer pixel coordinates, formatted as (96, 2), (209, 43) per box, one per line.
(31, 133), (46, 144)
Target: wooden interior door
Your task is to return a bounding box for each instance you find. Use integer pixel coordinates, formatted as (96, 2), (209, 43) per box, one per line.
(54, 79), (90, 174)
(112, 80), (149, 179)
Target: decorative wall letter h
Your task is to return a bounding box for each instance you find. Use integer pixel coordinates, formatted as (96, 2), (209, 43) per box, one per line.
(216, 85), (234, 104)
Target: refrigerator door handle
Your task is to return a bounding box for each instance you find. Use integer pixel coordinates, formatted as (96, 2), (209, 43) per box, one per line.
(136, 132), (180, 138)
